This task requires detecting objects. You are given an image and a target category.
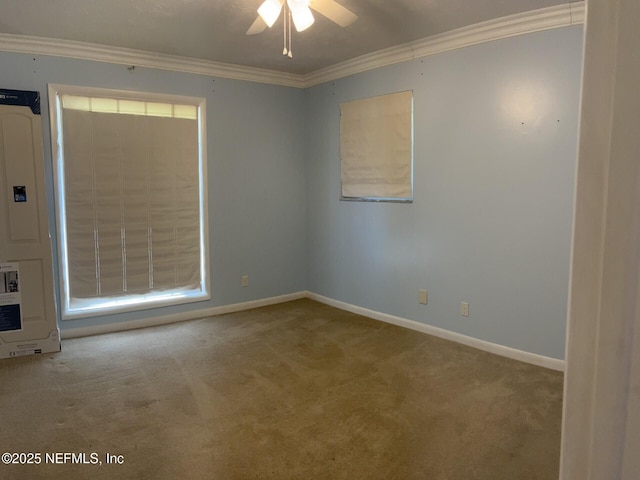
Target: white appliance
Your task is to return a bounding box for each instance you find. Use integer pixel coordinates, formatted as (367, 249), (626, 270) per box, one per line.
(0, 89), (60, 358)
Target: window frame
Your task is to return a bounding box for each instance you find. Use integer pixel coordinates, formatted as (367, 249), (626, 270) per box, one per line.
(48, 84), (210, 320)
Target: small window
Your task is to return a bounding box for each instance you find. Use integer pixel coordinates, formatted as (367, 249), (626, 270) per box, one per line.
(340, 91), (413, 202)
(49, 85), (209, 319)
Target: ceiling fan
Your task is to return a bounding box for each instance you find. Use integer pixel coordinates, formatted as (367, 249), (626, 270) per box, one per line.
(246, 0), (358, 58)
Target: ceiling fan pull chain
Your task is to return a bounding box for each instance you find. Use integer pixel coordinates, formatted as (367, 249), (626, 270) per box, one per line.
(288, 9), (293, 58)
(282, 1), (288, 55)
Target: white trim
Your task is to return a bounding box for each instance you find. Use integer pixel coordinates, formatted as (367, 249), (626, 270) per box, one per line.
(61, 291), (307, 339)
(0, 3), (584, 89)
(560, 0), (640, 476)
(303, 2), (585, 87)
(62, 289), (564, 371)
(307, 292), (565, 371)
(0, 34), (304, 89)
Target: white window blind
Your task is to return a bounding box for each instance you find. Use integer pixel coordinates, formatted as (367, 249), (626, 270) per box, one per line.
(49, 86), (209, 319)
(340, 91), (413, 201)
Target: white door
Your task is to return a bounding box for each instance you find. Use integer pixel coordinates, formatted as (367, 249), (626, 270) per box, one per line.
(0, 92), (60, 358)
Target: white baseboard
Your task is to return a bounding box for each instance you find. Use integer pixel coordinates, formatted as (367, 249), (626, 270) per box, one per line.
(62, 289), (565, 372)
(61, 291), (307, 339)
(306, 292), (565, 372)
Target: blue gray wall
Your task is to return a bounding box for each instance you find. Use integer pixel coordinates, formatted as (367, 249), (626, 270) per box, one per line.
(0, 24), (583, 358)
(304, 26), (584, 359)
(0, 52), (307, 331)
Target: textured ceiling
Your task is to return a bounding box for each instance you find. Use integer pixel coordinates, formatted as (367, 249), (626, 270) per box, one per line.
(0, 0), (569, 75)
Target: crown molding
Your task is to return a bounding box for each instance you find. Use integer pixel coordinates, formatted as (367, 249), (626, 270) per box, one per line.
(302, 1), (585, 87)
(0, 33), (305, 88)
(0, 2), (584, 90)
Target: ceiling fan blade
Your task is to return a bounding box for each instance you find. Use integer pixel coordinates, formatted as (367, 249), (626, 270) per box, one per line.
(246, 16), (268, 35)
(310, 0), (357, 27)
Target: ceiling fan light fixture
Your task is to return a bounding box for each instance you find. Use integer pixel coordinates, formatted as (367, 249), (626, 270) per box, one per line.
(288, 0), (314, 32)
(257, 0), (283, 28)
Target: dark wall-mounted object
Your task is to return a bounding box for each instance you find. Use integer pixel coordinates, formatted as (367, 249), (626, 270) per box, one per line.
(0, 89), (41, 115)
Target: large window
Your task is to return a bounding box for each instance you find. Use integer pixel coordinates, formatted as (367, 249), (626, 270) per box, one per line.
(48, 85), (209, 319)
(340, 91), (413, 202)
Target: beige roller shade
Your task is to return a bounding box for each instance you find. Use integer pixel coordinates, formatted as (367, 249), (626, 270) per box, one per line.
(61, 98), (201, 304)
(340, 91), (413, 200)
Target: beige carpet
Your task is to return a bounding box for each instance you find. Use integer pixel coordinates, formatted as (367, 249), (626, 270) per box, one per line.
(0, 299), (563, 479)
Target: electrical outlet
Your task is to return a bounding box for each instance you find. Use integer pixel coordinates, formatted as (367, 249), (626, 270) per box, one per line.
(242, 275), (249, 288)
(419, 289), (428, 305)
(460, 302), (469, 317)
